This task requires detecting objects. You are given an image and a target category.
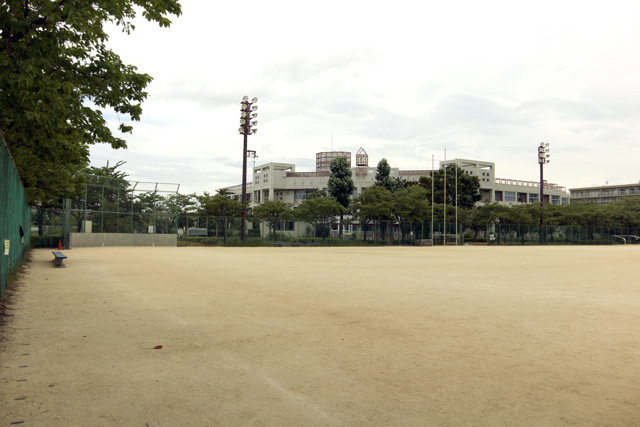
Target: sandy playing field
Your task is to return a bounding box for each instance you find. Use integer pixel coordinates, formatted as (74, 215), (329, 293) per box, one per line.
(1, 246), (639, 426)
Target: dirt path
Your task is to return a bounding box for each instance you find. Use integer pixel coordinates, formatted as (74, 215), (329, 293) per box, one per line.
(1, 246), (640, 426)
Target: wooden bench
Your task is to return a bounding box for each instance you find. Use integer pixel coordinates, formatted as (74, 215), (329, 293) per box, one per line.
(51, 251), (67, 267)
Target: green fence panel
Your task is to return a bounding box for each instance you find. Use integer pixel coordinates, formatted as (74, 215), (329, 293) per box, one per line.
(1, 134), (31, 299)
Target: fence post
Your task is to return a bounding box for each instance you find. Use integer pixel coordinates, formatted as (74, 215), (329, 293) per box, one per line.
(62, 198), (72, 249)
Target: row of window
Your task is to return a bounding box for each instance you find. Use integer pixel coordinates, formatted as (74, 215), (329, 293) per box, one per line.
(262, 189), (568, 206)
(494, 191), (568, 205)
(573, 188), (640, 198)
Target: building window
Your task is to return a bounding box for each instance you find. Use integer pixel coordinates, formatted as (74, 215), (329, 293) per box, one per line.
(295, 189), (316, 200)
(529, 193), (539, 203)
(562, 197), (569, 206)
(517, 192), (527, 203)
(505, 191), (516, 202)
(275, 221), (294, 231)
(495, 191), (503, 202)
(551, 195), (560, 205)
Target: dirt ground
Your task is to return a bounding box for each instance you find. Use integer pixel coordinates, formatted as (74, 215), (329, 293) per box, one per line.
(1, 246), (639, 426)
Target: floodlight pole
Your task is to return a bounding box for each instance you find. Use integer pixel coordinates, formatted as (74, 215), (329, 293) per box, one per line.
(539, 160), (544, 244)
(239, 96), (259, 242)
(538, 142), (550, 244)
(241, 132), (248, 240)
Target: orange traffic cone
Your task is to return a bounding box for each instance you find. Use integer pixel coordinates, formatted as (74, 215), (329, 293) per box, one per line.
(57, 239), (62, 250)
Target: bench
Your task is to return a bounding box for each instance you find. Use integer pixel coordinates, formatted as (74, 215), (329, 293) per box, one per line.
(269, 242), (320, 247)
(51, 251), (67, 267)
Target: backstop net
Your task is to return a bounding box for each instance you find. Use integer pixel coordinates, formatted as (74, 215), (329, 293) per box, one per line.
(0, 134), (31, 299)
(72, 178), (180, 235)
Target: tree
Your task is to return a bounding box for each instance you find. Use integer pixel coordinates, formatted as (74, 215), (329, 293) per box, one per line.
(252, 200), (292, 240)
(327, 156), (354, 238)
(351, 186), (393, 241)
(295, 191), (343, 239)
(419, 164), (481, 209)
(197, 191), (242, 243)
(71, 161), (132, 233)
(165, 193), (198, 231)
(608, 197), (640, 228)
(0, 1), (182, 205)
(375, 158), (393, 191)
(391, 185), (428, 242)
(469, 203), (511, 241)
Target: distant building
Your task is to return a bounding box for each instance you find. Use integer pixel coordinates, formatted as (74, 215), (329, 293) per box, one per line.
(570, 183), (640, 204)
(224, 149), (570, 207)
(441, 159), (569, 206)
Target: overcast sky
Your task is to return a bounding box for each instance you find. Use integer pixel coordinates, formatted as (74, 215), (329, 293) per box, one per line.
(90, 0), (640, 195)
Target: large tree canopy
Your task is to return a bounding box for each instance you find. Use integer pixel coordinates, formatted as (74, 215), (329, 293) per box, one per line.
(419, 164), (481, 209)
(0, 0), (182, 205)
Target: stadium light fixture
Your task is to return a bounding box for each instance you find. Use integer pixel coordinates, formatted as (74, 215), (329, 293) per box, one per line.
(239, 96), (259, 241)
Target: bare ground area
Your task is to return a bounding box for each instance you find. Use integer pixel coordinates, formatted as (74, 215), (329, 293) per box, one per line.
(1, 246), (640, 426)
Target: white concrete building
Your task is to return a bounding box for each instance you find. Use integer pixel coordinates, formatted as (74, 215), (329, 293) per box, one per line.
(570, 183), (640, 204)
(441, 159), (570, 206)
(224, 149), (570, 208)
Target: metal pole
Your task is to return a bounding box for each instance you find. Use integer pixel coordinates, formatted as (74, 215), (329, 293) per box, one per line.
(455, 165), (458, 246)
(443, 149), (447, 246)
(101, 185), (104, 233)
(153, 184), (157, 234)
(239, 96), (258, 242)
(241, 132), (248, 242)
(539, 161), (544, 245)
(116, 187), (120, 232)
(431, 155), (434, 243)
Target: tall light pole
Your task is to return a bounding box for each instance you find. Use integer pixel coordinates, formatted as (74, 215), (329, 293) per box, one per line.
(538, 142), (550, 244)
(455, 164), (458, 246)
(239, 96), (258, 242)
(443, 149), (447, 246)
(431, 155), (434, 244)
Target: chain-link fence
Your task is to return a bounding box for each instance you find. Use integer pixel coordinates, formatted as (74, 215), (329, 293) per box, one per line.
(175, 217), (640, 246)
(1, 134), (31, 299)
(30, 208), (179, 248)
(489, 223), (640, 245)
(28, 209), (640, 247)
